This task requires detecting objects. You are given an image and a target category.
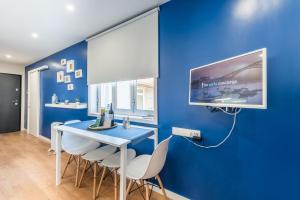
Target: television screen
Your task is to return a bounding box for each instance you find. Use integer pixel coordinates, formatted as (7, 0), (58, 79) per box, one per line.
(189, 48), (267, 109)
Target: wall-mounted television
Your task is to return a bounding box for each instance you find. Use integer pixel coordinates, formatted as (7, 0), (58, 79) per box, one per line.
(189, 48), (267, 109)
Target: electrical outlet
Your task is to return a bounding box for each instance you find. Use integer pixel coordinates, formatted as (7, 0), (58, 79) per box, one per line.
(172, 127), (201, 138)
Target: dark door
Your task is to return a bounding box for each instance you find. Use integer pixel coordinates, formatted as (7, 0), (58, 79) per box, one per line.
(0, 73), (21, 133)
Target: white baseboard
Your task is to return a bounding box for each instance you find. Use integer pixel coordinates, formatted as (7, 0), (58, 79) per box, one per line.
(23, 129), (50, 143)
(151, 182), (189, 200)
(38, 135), (51, 143)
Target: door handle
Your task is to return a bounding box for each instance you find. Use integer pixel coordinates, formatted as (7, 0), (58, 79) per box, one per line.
(12, 99), (19, 106)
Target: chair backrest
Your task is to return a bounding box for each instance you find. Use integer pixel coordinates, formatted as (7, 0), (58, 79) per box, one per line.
(142, 136), (172, 179)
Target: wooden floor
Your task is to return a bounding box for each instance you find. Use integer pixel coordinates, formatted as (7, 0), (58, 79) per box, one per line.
(0, 132), (164, 200)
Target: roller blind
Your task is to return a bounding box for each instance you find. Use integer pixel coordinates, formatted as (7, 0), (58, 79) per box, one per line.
(87, 9), (158, 84)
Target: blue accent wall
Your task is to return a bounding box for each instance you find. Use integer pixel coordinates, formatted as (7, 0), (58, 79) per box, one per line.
(158, 0), (300, 199)
(25, 41), (91, 138)
(25, 0), (300, 199)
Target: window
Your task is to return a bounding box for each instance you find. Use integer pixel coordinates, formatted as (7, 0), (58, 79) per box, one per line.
(89, 78), (156, 124)
(99, 83), (113, 108)
(116, 81), (131, 110)
(136, 79), (154, 111)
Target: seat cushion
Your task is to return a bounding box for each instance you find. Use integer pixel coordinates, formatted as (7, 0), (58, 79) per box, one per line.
(101, 148), (136, 168)
(120, 154), (151, 180)
(81, 145), (117, 162)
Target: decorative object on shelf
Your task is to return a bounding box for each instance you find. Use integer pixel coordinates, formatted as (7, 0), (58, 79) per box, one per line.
(123, 116), (131, 129)
(64, 100), (69, 104)
(75, 69), (83, 78)
(64, 75), (71, 83)
(51, 93), (58, 104)
(75, 97), (80, 105)
(66, 60), (75, 73)
(67, 84), (74, 91)
(57, 71), (64, 83)
(60, 59), (67, 65)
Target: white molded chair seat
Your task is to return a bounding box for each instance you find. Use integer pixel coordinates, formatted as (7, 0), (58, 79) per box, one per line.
(62, 120), (100, 155)
(61, 120), (100, 188)
(78, 145), (118, 199)
(66, 141), (100, 155)
(101, 148), (136, 168)
(81, 145), (118, 162)
(120, 136), (172, 200)
(122, 154), (151, 180)
(62, 136), (91, 151)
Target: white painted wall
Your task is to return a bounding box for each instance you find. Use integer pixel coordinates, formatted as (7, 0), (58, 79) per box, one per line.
(0, 61), (25, 130)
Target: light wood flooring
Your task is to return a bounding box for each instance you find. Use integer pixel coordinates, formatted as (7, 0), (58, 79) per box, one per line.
(0, 132), (164, 200)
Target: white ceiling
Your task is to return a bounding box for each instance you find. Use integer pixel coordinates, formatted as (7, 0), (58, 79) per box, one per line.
(0, 0), (169, 66)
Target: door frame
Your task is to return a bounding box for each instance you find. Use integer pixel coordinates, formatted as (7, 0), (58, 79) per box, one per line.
(27, 65), (48, 136)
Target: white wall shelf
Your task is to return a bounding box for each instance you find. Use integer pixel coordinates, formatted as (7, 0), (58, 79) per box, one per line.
(45, 103), (87, 109)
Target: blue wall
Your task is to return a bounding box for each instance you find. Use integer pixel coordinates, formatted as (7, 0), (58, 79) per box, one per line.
(158, 0), (300, 199)
(25, 41), (91, 138)
(25, 0), (300, 199)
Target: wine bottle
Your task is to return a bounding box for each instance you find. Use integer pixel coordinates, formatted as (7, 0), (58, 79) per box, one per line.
(95, 118), (101, 127)
(109, 103), (114, 127)
(99, 108), (106, 126)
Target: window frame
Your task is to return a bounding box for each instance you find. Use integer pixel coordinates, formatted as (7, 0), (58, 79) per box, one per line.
(88, 78), (157, 125)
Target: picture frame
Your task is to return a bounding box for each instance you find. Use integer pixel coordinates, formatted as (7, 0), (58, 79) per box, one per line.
(66, 60), (75, 73)
(75, 69), (83, 78)
(67, 84), (74, 91)
(60, 59), (67, 66)
(57, 71), (64, 83)
(64, 75), (71, 83)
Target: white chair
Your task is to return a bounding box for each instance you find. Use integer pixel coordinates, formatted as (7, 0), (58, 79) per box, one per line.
(61, 120), (100, 187)
(97, 148), (136, 200)
(122, 136), (172, 200)
(77, 145), (118, 200)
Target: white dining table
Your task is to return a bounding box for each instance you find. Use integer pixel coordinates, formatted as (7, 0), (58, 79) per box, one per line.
(54, 121), (157, 200)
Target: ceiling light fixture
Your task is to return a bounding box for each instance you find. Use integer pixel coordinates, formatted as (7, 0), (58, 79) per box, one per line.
(5, 54), (12, 59)
(66, 4), (75, 12)
(31, 32), (39, 38)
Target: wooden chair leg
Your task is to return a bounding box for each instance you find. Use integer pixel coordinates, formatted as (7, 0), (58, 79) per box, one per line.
(93, 162), (97, 200)
(96, 166), (106, 197)
(62, 154), (73, 178)
(114, 170), (118, 200)
(145, 183), (150, 200)
(139, 179), (145, 188)
(97, 163), (101, 172)
(156, 175), (168, 200)
(75, 156), (81, 187)
(126, 179), (133, 198)
(78, 160), (89, 188)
